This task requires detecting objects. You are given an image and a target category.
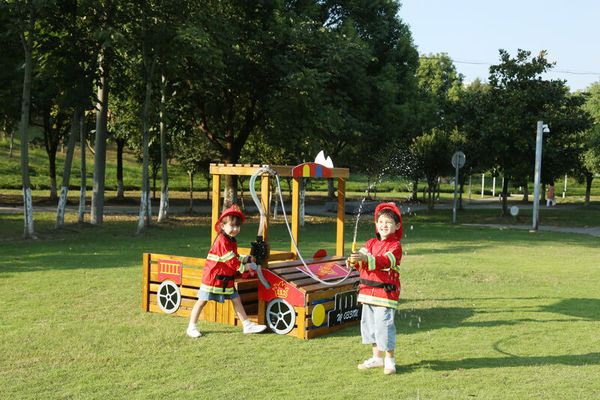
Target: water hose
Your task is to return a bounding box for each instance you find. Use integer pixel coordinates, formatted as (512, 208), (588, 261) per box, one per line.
(248, 167), (355, 286)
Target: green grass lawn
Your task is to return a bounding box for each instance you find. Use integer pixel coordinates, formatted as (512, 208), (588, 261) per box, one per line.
(1, 212), (599, 399)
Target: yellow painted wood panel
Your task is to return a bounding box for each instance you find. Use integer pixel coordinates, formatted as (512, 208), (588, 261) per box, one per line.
(149, 283), (198, 299)
(149, 253), (206, 267)
(336, 177), (346, 257)
(149, 303), (192, 318)
(291, 177), (299, 256)
(211, 174), (221, 243)
(295, 305), (306, 337)
(257, 301), (266, 325)
(142, 253), (150, 311)
(149, 262), (203, 277)
(261, 174), (270, 242)
(266, 251), (296, 262)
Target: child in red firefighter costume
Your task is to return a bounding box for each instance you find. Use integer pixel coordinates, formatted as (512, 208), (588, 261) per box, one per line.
(186, 204), (267, 337)
(347, 202), (403, 374)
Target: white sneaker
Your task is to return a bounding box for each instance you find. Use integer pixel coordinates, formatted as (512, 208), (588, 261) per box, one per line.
(357, 357), (384, 370)
(384, 359), (396, 375)
(186, 325), (202, 338)
(242, 321), (267, 334)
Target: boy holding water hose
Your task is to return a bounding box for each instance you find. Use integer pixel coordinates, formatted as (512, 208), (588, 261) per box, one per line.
(347, 202), (402, 375)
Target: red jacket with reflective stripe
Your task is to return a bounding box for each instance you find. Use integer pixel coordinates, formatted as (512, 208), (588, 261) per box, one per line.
(356, 236), (402, 309)
(201, 234), (245, 294)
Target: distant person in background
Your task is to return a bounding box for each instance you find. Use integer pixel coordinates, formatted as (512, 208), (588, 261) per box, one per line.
(546, 183), (557, 207)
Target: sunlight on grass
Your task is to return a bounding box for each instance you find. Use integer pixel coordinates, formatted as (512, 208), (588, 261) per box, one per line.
(1, 211), (599, 399)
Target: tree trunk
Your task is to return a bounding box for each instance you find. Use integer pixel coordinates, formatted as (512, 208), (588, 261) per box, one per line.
(56, 109), (80, 227)
(271, 182), (278, 217)
(91, 50), (109, 225)
(501, 177), (509, 216)
(541, 183), (546, 203)
(286, 177), (292, 200)
(204, 173), (210, 200)
(19, 18), (35, 239)
(238, 177), (246, 211)
(411, 177), (418, 201)
(115, 137), (125, 198)
(584, 173), (593, 207)
(157, 74), (169, 223)
(137, 61), (155, 234)
(78, 113), (86, 223)
(522, 184), (529, 203)
(42, 107), (63, 201)
(224, 175), (238, 207)
(48, 150), (58, 201)
(427, 178), (435, 210)
(327, 178), (336, 200)
(152, 169), (157, 200)
(8, 124), (15, 158)
(188, 170), (194, 212)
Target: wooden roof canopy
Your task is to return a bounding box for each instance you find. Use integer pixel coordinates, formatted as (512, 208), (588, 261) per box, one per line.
(209, 163), (349, 262)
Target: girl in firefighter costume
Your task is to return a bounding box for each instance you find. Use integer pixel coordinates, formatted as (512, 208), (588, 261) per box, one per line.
(347, 202), (403, 375)
(186, 205), (267, 337)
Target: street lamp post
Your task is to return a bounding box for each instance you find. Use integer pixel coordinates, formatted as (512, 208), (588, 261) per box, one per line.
(531, 120), (549, 231)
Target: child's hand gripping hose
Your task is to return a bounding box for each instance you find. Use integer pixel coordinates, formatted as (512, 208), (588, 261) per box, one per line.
(248, 262), (270, 289)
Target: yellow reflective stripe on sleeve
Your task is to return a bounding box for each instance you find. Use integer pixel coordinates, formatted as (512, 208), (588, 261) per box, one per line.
(207, 251), (236, 263)
(358, 248), (368, 255)
(206, 253), (220, 262)
(367, 254), (376, 271)
(221, 251), (235, 262)
(391, 264), (401, 273)
(385, 252), (396, 269)
(237, 255), (246, 273)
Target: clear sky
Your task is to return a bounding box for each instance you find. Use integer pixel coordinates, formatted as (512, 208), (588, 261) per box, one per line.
(399, 0), (600, 92)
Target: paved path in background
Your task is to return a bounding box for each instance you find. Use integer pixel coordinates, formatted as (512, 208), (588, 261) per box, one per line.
(462, 223), (600, 237)
(1, 200), (598, 237)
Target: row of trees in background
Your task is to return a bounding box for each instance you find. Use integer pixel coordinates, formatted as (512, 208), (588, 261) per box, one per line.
(1, 1), (600, 238)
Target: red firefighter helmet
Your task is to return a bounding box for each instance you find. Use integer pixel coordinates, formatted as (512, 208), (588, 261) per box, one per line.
(374, 202), (403, 240)
(215, 204), (246, 232)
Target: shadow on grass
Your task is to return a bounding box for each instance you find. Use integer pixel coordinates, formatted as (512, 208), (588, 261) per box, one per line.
(541, 298), (600, 321)
(401, 352), (600, 372)
(323, 298), (600, 342)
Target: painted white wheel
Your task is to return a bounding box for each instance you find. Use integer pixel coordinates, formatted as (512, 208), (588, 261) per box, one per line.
(157, 280), (181, 314)
(266, 298), (296, 335)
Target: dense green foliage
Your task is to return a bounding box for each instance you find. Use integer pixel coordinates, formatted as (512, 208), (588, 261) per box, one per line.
(2, 1), (600, 234)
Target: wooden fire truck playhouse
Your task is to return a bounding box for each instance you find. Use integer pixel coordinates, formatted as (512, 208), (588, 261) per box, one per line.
(141, 161), (363, 339)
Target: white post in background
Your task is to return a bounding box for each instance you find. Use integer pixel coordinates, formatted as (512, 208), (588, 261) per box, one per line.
(563, 174), (567, 198)
(481, 173), (485, 198)
(532, 121), (548, 231)
(492, 176), (496, 197)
